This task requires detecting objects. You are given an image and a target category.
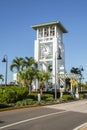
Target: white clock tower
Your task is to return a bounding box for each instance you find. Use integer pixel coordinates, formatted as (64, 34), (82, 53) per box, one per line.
(32, 21), (68, 90)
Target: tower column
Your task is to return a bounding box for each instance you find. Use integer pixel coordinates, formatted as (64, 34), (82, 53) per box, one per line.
(53, 38), (58, 85)
(32, 21), (68, 91)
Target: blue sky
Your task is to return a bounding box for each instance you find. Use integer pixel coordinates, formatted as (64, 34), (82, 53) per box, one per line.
(0, 0), (87, 83)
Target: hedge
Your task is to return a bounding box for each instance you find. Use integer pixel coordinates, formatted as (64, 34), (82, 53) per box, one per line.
(0, 86), (29, 103)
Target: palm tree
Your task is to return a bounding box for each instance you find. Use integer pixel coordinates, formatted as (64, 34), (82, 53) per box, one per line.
(19, 66), (37, 93)
(48, 64), (52, 72)
(37, 70), (51, 92)
(65, 78), (71, 91)
(10, 57), (24, 84)
(70, 67), (83, 92)
(0, 74), (4, 84)
(10, 57), (23, 72)
(70, 67), (81, 75)
(22, 57), (35, 70)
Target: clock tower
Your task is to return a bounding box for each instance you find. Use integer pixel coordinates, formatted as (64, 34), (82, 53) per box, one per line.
(32, 21), (68, 90)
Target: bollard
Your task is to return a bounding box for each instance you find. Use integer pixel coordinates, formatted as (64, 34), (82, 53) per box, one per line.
(38, 93), (41, 101)
(60, 86), (64, 98)
(60, 92), (63, 98)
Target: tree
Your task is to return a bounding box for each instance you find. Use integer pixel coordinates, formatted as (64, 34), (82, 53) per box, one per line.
(10, 57), (23, 72)
(48, 64), (52, 73)
(70, 67), (83, 92)
(22, 57), (35, 70)
(37, 70), (51, 92)
(70, 67), (81, 75)
(10, 56), (51, 92)
(0, 74), (4, 83)
(65, 78), (71, 91)
(19, 66), (38, 93)
(10, 57), (24, 84)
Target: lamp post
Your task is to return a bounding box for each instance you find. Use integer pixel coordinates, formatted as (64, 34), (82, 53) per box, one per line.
(2, 55), (8, 86)
(79, 65), (84, 91)
(55, 50), (62, 100)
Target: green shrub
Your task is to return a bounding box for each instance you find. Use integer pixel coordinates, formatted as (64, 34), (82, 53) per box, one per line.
(0, 103), (12, 108)
(45, 97), (54, 101)
(27, 93), (53, 101)
(36, 100), (46, 105)
(60, 94), (73, 102)
(41, 94), (53, 101)
(0, 86), (29, 103)
(27, 93), (38, 100)
(16, 99), (36, 106)
(79, 94), (84, 99)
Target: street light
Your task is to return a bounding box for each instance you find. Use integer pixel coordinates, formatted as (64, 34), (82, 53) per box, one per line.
(2, 55), (8, 86)
(79, 65), (84, 73)
(55, 50), (62, 100)
(79, 65), (84, 91)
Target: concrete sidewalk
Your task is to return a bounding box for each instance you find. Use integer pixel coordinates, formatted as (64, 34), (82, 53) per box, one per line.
(44, 100), (87, 130)
(78, 124), (87, 130)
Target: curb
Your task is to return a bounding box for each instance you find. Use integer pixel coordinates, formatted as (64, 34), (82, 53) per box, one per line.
(0, 99), (85, 112)
(73, 122), (87, 130)
(0, 101), (60, 112)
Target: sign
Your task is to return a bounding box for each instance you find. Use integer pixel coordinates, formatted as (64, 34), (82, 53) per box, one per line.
(71, 80), (77, 86)
(58, 73), (81, 80)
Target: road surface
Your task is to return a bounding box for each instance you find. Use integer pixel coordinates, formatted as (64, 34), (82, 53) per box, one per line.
(0, 99), (87, 130)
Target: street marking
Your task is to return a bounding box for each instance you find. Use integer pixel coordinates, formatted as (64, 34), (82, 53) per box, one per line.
(0, 110), (67, 129)
(73, 122), (87, 130)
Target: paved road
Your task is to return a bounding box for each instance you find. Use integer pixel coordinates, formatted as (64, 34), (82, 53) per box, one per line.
(0, 99), (87, 130)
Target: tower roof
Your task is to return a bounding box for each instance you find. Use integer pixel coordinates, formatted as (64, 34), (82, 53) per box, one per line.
(32, 21), (68, 33)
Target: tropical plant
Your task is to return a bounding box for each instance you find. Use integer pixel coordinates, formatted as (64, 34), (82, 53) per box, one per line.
(70, 67), (81, 75)
(70, 67), (83, 90)
(10, 56), (51, 92)
(0, 86), (28, 103)
(18, 67), (37, 89)
(21, 57), (35, 70)
(48, 64), (52, 72)
(0, 74), (4, 83)
(10, 57), (23, 72)
(10, 57), (24, 84)
(65, 78), (71, 91)
(37, 71), (50, 82)
(37, 70), (51, 92)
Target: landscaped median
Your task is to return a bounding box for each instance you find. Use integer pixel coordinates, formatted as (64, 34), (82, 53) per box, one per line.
(0, 86), (85, 111)
(0, 86), (55, 111)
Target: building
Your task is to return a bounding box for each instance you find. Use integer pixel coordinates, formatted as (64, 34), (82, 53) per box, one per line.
(32, 21), (68, 90)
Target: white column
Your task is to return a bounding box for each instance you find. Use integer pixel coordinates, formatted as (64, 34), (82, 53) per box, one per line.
(53, 38), (58, 85)
(34, 40), (39, 62)
(34, 40), (39, 90)
(70, 80), (73, 94)
(75, 83), (79, 99)
(55, 25), (57, 38)
(42, 62), (48, 91)
(37, 29), (39, 40)
(43, 63), (47, 71)
(61, 43), (65, 73)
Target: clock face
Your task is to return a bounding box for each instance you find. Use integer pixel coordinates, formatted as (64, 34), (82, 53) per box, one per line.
(39, 43), (53, 59)
(42, 45), (49, 54)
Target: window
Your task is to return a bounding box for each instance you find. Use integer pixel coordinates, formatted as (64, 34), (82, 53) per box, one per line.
(44, 27), (49, 37)
(38, 28), (43, 38)
(50, 26), (55, 36)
